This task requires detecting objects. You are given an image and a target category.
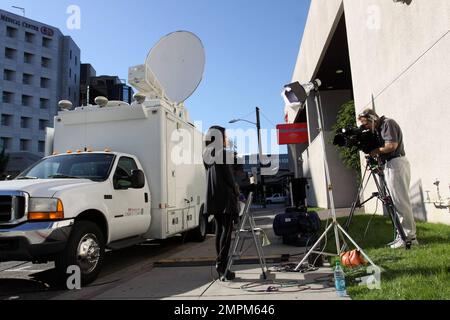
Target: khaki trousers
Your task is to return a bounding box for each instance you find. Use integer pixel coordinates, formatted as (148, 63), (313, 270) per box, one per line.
(384, 157), (417, 240)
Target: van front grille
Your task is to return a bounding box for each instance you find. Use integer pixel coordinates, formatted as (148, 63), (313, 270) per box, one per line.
(0, 196), (12, 223)
(0, 195), (26, 223)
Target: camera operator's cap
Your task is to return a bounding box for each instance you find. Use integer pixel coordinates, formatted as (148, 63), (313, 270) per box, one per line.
(358, 108), (379, 121)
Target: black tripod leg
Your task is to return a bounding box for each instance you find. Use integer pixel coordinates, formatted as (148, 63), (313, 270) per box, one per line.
(374, 174), (411, 249)
(384, 199), (411, 249)
(344, 165), (369, 231)
(343, 192), (360, 232)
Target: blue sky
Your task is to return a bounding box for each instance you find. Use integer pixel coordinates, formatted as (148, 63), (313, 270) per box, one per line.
(1, 0), (311, 154)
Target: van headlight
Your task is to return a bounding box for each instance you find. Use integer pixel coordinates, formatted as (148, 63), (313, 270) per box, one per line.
(28, 198), (64, 220)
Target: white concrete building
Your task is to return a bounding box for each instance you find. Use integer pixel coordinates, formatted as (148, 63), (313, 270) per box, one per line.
(286, 0), (450, 224)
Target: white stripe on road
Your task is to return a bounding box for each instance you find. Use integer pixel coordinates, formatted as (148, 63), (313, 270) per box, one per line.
(4, 265), (44, 272)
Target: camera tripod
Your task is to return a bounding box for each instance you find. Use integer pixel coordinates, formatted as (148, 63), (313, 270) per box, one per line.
(343, 156), (411, 250)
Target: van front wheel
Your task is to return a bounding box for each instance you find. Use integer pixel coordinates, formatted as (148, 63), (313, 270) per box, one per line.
(55, 221), (105, 286)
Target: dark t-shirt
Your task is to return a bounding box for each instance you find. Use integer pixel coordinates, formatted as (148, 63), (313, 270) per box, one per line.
(377, 116), (406, 162)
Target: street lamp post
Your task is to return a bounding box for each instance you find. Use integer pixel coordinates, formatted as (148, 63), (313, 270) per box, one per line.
(229, 107), (266, 208)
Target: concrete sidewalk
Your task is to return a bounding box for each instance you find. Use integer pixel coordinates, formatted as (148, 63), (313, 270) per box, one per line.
(92, 206), (353, 300)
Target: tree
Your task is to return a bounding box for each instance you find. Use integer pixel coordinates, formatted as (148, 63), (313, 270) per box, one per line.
(331, 100), (361, 176)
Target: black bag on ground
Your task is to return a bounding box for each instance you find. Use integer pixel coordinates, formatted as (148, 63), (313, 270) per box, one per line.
(273, 208), (321, 247)
(273, 209), (320, 236)
(273, 211), (303, 236)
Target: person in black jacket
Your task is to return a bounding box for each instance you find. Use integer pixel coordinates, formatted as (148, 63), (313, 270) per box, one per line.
(203, 126), (239, 280)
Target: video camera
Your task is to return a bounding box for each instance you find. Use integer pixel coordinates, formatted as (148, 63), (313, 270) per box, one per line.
(333, 126), (382, 154)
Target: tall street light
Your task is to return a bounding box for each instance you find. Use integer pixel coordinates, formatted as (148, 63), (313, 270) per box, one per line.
(229, 107), (267, 208)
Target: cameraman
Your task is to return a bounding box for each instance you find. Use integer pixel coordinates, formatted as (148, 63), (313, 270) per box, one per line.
(358, 109), (418, 249)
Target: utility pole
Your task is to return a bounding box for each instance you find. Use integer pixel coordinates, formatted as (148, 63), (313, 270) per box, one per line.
(256, 107), (266, 208)
(228, 109), (267, 208)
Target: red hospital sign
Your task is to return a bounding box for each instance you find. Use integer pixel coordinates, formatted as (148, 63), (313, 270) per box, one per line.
(276, 123), (308, 145)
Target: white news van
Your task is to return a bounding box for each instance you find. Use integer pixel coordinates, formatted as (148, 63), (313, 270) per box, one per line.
(0, 31), (209, 284)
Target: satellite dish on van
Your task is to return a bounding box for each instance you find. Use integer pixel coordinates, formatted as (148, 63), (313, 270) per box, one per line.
(129, 31), (205, 104)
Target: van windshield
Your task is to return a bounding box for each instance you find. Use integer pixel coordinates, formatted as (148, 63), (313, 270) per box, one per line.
(17, 154), (116, 182)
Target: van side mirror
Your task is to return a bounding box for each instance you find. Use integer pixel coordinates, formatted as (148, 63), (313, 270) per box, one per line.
(130, 170), (145, 189)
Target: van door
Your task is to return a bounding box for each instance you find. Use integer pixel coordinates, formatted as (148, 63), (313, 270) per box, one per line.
(109, 156), (151, 240)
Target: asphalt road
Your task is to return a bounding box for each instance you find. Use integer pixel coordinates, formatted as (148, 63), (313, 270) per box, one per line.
(0, 235), (197, 300)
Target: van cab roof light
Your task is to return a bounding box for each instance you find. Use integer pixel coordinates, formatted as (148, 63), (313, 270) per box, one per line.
(66, 150), (73, 154)
(104, 148), (111, 152)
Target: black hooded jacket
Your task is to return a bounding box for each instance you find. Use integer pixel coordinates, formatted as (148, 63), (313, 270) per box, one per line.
(203, 147), (239, 216)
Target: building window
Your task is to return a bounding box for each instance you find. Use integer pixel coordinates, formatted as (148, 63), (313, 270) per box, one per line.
(69, 68), (72, 78)
(24, 52), (34, 64)
(70, 50), (72, 60)
(74, 74), (77, 83)
(1, 114), (12, 127)
(3, 69), (15, 81)
(41, 57), (51, 68)
(2, 91), (14, 104)
(40, 77), (50, 89)
(38, 141), (45, 153)
(25, 32), (35, 43)
(39, 119), (48, 131)
(6, 26), (18, 38)
(42, 37), (52, 48)
(1, 137), (12, 150)
(68, 88), (71, 96)
(40, 98), (50, 109)
(22, 95), (33, 107)
(21, 117), (31, 129)
(23, 73), (33, 85)
(5, 47), (17, 60)
(20, 139), (31, 151)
